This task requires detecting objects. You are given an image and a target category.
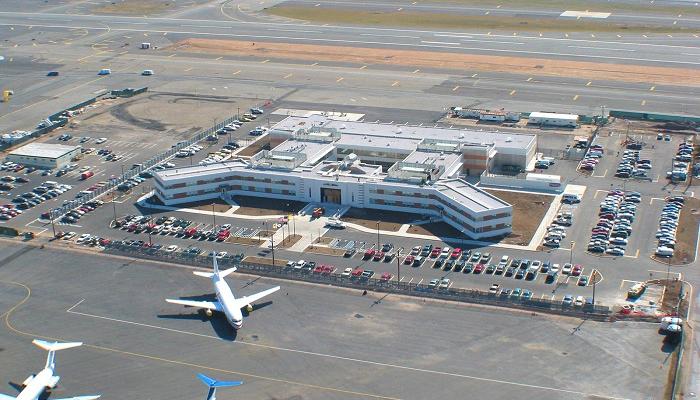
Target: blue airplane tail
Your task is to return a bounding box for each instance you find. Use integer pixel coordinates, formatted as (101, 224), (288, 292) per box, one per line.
(197, 374), (243, 400)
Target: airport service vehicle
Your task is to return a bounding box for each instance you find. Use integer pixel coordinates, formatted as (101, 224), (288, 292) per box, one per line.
(166, 257), (280, 330)
(196, 374), (243, 400)
(325, 218), (345, 228)
(1, 339), (100, 400)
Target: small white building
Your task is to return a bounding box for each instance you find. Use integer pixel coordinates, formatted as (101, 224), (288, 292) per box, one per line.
(528, 112), (578, 128)
(7, 142), (80, 169)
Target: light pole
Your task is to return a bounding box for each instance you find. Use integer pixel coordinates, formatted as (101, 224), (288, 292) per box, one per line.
(592, 268), (597, 306)
(112, 194), (117, 227)
(396, 247), (403, 286)
(49, 210), (56, 238)
(376, 220), (381, 250)
(211, 203), (216, 228)
(271, 233), (275, 266)
(569, 240), (575, 265)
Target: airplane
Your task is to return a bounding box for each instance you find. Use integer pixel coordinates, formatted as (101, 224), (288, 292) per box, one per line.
(197, 373), (242, 400)
(1, 339), (101, 400)
(166, 257), (280, 329)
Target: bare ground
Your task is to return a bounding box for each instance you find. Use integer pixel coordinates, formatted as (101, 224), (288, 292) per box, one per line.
(652, 197), (700, 265)
(172, 38), (700, 86)
(304, 245), (347, 256)
(243, 256), (288, 267)
(484, 189), (554, 246)
(277, 234), (302, 249)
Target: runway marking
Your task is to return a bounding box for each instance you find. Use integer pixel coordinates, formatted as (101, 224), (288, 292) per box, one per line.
(572, 95), (579, 101)
(391, 80), (400, 87)
(420, 40), (459, 46)
(509, 89), (516, 96)
(261, 59), (270, 63)
(184, 67), (192, 72)
(336, 77), (344, 83)
(526, 77), (532, 82)
(568, 45), (635, 52)
(283, 73), (293, 79)
(168, 53), (176, 57)
(452, 85), (460, 91)
(412, 69), (420, 74)
(641, 100), (646, 106)
(471, 73), (478, 78)
(56, 300), (631, 400)
(649, 86), (655, 91)
(310, 62), (318, 66)
(586, 81), (592, 86)
(232, 70), (241, 75)
(360, 65), (367, 69)
(215, 56), (222, 60)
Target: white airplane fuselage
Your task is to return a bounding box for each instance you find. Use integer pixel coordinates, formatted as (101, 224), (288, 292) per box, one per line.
(213, 276), (243, 329)
(17, 367), (58, 400)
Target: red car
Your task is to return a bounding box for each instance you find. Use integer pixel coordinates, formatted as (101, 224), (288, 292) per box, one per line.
(313, 265), (324, 274)
(430, 247), (441, 258)
(351, 267), (364, 277)
(572, 264), (583, 276)
(404, 255), (415, 265)
(451, 248), (462, 259)
(380, 272), (393, 282)
(217, 230), (230, 241)
(363, 249), (375, 259)
(474, 263), (485, 274)
(322, 265), (335, 275)
(373, 251), (385, 261)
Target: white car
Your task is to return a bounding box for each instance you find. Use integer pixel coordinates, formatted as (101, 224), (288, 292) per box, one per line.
(428, 279), (439, 289)
(562, 263), (573, 274)
(441, 247), (451, 257)
(76, 234), (91, 244)
(609, 237), (628, 246)
(574, 296), (585, 307)
(325, 218), (346, 229)
(550, 263), (560, 274)
(95, 138), (107, 144)
(215, 251), (227, 259)
(295, 260), (306, 270)
(605, 247), (625, 256)
(489, 284), (499, 294)
(165, 245), (179, 252)
(341, 267), (353, 277)
(439, 278), (450, 289)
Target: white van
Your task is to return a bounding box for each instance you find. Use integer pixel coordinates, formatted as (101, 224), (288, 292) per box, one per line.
(655, 246), (674, 257)
(44, 181), (58, 188)
(562, 193), (581, 203)
(660, 317), (683, 331)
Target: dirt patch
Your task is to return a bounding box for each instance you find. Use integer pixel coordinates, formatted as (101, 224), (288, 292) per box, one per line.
(243, 256), (288, 267)
(659, 279), (686, 315)
(340, 207), (424, 232)
(420, 0), (700, 16)
(232, 195), (306, 216)
(407, 222), (464, 238)
(185, 198), (232, 213)
(93, 0), (174, 15)
(277, 234), (302, 249)
(484, 189), (554, 246)
(227, 237), (263, 246)
(304, 245), (347, 257)
(266, 6), (699, 33)
(237, 136), (271, 157)
(652, 197), (700, 265)
(172, 38), (700, 86)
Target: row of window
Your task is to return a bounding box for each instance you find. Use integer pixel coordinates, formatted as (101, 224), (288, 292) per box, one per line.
(163, 175), (295, 190)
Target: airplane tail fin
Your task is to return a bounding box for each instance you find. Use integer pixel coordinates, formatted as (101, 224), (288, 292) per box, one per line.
(213, 256), (220, 274)
(33, 339), (82, 369)
(197, 374), (243, 400)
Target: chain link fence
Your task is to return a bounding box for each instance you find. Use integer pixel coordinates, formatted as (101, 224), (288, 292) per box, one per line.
(104, 242), (612, 320)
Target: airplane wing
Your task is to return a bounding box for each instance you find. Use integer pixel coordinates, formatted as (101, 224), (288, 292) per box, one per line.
(233, 286), (280, 309)
(51, 396), (101, 400)
(166, 299), (223, 312)
(0, 393), (16, 400)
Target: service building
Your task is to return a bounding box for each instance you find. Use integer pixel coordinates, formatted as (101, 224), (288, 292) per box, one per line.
(6, 142), (80, 169)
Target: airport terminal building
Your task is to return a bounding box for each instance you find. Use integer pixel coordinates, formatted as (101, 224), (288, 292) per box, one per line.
(153, 116), (538, 239)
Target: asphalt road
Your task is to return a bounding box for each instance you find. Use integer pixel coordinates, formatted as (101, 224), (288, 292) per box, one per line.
(0, 243), (673, 400)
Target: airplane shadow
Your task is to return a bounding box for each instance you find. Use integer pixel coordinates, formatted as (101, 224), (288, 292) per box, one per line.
(159, 292), (237, 341)
(242, 300), (273, 317)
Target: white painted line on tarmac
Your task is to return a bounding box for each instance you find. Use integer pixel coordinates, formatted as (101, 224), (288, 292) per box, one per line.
(623, 249), (640, 259)
(591, 169), (608, 178)
(65, 300), (629, 399)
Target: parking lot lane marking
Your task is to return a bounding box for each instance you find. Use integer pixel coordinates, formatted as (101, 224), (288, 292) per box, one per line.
(623, 249), (640, 259)
(336, 77), (344, 83)
(650, 197), (665, 204)
(592, 169), (608, 178)
(232, 70), (241, 75)
(392, 81), (400, 87)
(452, 85), (460, 92)
(60, 303), (631, 399)
(509, 89), (516, 96)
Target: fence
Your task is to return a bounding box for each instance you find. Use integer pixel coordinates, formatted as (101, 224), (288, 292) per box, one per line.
(609, 110), (700, 124)
(50, 111), (241, 220)
(104, 243), (612, 320)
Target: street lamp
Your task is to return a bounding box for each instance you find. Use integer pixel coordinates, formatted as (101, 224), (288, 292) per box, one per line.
(569, 240), (575, 265)
(592, 268), (597, 306)
(49, 209), (56, 238)
(376, 220), (381, 250)
(396, 247), (403, 287)
(211, 203), (216, 227)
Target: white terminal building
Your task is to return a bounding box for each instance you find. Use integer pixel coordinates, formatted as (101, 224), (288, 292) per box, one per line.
(153, 116), (538, 239)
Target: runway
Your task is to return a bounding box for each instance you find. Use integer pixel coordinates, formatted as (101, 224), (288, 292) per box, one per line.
(1, 10), (700, 67)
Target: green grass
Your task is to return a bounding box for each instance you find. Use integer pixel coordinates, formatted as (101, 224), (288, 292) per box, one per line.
(419, 0), (700, 16)
(265, 6), (700, 33)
